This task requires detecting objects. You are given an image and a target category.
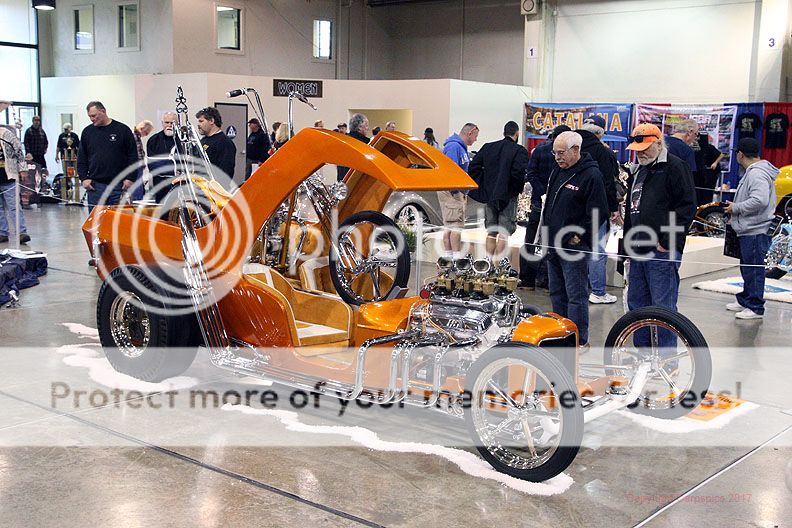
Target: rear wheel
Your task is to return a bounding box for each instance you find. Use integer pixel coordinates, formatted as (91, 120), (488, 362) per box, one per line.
(604, 307), (711, 419)
(693, 204), (726, 238)
(465, 343), (583, 482)
(97, 266), (201, 382)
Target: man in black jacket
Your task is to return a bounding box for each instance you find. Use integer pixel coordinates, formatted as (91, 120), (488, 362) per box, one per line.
(244, 118), (270, 181)
(623, 123), (696, 351)
(78, 101), (138, 208)
(542, 131), (608, 347)
(577, 115), (620, 304)
(468, 121), (529, 257)
(519, 124), (570, 288)
(146, 112), (177, 202)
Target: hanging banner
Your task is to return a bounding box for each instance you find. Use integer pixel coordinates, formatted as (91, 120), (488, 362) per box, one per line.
(523, 103), (634, 162)
(634, 103), (738, 186)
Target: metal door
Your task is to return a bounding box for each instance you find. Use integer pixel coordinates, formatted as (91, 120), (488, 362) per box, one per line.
(214, 102), (247, 185)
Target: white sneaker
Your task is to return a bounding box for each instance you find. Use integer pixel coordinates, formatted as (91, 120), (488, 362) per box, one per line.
(589, 293), (617, 304)
(726, 302), (742, 312)
(735, 308), (763, 320)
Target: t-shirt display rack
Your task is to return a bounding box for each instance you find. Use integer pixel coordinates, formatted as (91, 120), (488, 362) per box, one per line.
(523, 101), (792, 192)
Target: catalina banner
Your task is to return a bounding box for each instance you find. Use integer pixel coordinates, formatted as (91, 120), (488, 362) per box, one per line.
(523, 103), (634, 162)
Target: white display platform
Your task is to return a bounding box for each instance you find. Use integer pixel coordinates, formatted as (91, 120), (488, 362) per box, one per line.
(419, 227), (737, 284)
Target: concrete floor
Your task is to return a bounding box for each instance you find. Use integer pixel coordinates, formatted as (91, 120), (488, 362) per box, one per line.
(1, 204), (791, 527)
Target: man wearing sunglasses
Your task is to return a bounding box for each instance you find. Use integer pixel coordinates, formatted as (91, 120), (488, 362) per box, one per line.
(623, 123), (696, 351)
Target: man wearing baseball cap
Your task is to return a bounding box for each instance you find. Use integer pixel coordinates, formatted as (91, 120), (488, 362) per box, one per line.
(724, 137), (778, 319)
(578, 114), (620, 304)
(244, 117), (270, 181)
(623, 123), (696, 352)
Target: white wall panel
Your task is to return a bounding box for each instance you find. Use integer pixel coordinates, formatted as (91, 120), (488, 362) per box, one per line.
(550, 0), (756, 102)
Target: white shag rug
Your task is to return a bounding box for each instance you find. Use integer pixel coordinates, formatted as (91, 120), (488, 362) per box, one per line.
(692, 276), (792, 303)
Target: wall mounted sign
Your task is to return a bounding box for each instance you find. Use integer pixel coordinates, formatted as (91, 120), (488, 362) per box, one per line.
(273, 79), (323, 98)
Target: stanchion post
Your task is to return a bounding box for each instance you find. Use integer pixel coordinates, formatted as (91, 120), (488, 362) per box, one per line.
(13, 174), (20, 251)
(414, 214), (423, 293)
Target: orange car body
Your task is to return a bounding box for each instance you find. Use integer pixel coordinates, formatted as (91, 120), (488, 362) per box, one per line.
(83, 129), (582, 394)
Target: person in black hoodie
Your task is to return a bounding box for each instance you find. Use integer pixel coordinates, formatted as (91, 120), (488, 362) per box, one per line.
(468, 121), (529, 257)
(577, 115), (620, 304)
(623, 123), (696, 351)
(542, 131), (608, 347)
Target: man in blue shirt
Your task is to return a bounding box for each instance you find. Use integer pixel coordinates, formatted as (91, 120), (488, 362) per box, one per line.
(665, 119), (698, 172)
(438, 122), (479, 257)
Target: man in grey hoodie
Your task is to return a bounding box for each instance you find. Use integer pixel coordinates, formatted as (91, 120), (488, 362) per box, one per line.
(725, 137), (779, 319)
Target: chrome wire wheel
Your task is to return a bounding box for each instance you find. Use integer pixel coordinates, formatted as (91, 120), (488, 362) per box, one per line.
(604, 307), (711, 419)
(470, 358), (563, 470)
(465, 343), (582, 481)
(109, 291), (151, 359)
(703, 211), (726, 237)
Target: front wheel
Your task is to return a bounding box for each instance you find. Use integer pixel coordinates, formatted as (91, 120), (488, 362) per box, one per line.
(329, 210), (410, 305)
(97, 266), (201, 382)
(465, 343), (583, 482)
(604, 307), (712, 419)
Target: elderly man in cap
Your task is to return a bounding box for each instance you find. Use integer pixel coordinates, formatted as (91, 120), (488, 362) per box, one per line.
(623, 123), (696, 350)
(542, 131), (608, 347)
(244, 117), (270, 180)
(577, 115), (620, 304)
(724, 137), (779, 319)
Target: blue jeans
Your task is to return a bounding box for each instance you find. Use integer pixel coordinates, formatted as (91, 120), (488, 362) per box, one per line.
(547, 251), (590, 344)
(0, 181), (27, 236)
(87, 182), (124, 211)
(737, 234), (771, 314)
(628, 250), (680, 350)
(588, 221), (609, 295)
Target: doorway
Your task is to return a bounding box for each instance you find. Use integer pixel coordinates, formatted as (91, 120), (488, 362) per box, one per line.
(214, 102), (247, 185)
(348, 109), (414, 136)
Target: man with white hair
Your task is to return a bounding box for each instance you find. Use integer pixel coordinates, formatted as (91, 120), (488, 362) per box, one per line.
(146, 112), (177, 201)
(541, 130), (607, 347)
(385, 121), (397, 132)
(623, 123), (696, 352)
(665, 118), (698, 172)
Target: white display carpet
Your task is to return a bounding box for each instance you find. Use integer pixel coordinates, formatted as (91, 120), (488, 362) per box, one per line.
(692, 275), (792, 304)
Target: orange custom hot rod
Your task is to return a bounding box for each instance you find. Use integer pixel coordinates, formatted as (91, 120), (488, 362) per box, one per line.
(83, 87), (712, 482)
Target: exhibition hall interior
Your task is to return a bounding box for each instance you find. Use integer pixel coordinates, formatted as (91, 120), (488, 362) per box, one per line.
(2, 0), (792, 526)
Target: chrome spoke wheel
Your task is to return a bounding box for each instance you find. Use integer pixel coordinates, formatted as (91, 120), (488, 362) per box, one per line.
(471, 358), (563, 471)
(109, 291), (151, 359)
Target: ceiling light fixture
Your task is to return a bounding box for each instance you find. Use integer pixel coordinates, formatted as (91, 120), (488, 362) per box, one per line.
(32, 0), (56, 10)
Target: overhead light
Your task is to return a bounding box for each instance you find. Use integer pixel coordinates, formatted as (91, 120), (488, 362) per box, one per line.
(32, 0), (56, 10)
(216, 6), (235, 11)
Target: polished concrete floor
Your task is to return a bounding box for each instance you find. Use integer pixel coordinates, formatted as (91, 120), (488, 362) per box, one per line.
(1, 205), (791, 527)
